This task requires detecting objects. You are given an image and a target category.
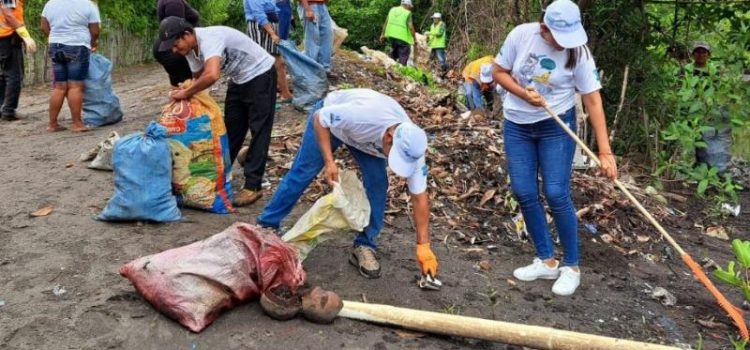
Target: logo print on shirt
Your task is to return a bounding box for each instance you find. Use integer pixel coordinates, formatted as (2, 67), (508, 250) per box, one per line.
(329, 114), (342, 125)
(525, 54), (555, 97)
(519, 53), (541, 86)
(421, 164), (429, 177)
(540, 58), (556, 70)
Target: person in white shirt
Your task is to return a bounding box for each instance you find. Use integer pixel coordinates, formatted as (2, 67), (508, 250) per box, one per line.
(41, 0), (100, 133)
(257, 89), (439, 280)
(159, 17), (277, 207)
(492, 0), (617, 296)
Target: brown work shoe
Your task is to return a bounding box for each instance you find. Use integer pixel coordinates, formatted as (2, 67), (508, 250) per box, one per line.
(348, 246), (381, 279)
(234, 189), (263, 207)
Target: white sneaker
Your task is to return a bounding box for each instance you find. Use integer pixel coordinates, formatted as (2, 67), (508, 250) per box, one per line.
(552, 266), (581, 296)
(513, 258), (560, 281)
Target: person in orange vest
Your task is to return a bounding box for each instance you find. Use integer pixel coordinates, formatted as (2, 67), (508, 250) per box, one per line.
(380, 0), (417, 66)
(0, 0), (36, 121)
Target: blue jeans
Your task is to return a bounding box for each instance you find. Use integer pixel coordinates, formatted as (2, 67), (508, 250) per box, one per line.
(431, 48), (447, 71)
(297, 3), (333, 71)
(48, 43), (90, 83)
(277, 0), (292, 40)
(503, 108), (579, 266)
(464, 80), (485, 111)
(257, 101), (388, 250)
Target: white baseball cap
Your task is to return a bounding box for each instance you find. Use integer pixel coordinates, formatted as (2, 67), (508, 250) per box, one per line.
(543, 0), (588, 49)
(693, 41), (711, 53)
(480, 64), (494, 84)
(432, 13), (442, 19)
(401, 0), (413, 6)
(389, 123), (427, 178)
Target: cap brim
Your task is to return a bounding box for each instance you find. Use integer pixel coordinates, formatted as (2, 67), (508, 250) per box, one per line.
(480, 75), (493, 84)
(158, 38), (177, 52)
(548, 25), (588, 49)
(693, 45), (710, 52)
(388, 149), (418, 178)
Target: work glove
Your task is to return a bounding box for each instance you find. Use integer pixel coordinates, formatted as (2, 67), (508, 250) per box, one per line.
(416, 243), (438, 277)
(15, 26), (36, 53)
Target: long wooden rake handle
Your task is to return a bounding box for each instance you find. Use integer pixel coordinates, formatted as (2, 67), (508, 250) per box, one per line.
(339, 301), (682, 350)
(541, 105), (748, 340)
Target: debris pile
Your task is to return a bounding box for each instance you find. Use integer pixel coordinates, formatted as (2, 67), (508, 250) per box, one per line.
(264, 50), (691, 255)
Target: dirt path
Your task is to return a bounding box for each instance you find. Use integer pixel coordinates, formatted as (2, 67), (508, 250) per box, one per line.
(0, 62), (747, 350)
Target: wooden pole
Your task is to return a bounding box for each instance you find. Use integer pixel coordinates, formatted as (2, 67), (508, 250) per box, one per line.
(540, 105), (748, 340)
(339, 301), (681, 350)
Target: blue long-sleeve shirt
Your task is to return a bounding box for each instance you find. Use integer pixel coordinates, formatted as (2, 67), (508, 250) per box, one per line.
(244, 0), (279, 26)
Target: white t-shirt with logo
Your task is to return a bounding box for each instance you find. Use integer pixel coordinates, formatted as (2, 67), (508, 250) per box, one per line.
(186, 26), (275, 85)
(495, 22), (601, 124)
(317, 89), (428, 194)
(42, 0), (101, 49)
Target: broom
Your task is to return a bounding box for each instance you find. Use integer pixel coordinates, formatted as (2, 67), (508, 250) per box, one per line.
(540, 103), (748, 340)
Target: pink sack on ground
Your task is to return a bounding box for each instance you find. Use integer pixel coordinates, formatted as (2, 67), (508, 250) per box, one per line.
(119, 222), (306, 332)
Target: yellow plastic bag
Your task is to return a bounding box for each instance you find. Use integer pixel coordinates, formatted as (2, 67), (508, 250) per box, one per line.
(281, 171), (370, 260)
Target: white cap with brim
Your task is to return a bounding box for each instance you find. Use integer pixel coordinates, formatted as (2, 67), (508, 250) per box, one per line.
(389, 123), (427, 178)
(480, 64), (494, 84)
(693, 41), (711, 53)
(543, 0), (588, 49)
(432, 13), (442, 19)
(401, 0), (413, 6)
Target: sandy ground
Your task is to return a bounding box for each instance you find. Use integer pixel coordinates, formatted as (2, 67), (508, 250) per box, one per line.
(1, 62), (748, 350)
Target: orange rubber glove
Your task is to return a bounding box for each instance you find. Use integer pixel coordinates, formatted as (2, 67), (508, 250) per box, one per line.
(416, 243), (438, 277)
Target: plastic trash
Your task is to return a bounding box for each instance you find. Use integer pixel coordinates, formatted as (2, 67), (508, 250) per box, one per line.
(282, 170), (370, 261)
(584, 222), (599, 235)
(331, 20), (348, 53)
(510, 213), (529, 240)
(361, 46), (398, 70)
(277, 40), (328, 110)
(721, 203), (741, 217)
(88, 131), (120, 171)
(52, 285), (66, 297)
(119, 223), (306, 332)
(159, 85), (234, 214)
(696, 127), (732, 173)
(98, 122), (181, 222)
(651, 287), (677, 306)
(83, 54), (123, 127)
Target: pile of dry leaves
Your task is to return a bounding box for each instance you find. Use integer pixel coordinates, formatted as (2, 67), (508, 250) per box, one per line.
(263, 50), (689, 255)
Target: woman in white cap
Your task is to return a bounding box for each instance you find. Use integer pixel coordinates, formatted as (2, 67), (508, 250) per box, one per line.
(492, 0), (617, 296)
